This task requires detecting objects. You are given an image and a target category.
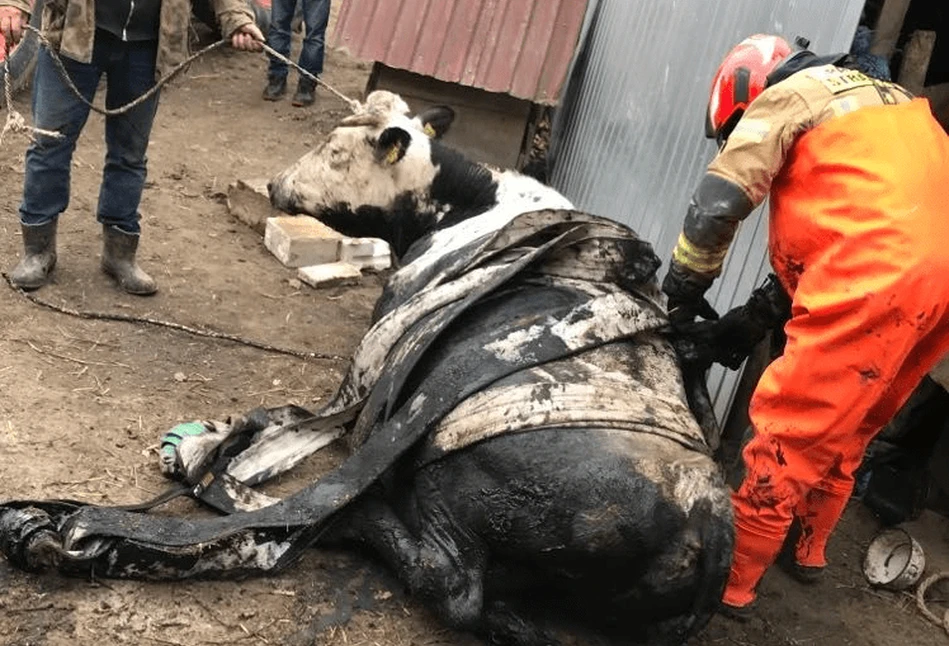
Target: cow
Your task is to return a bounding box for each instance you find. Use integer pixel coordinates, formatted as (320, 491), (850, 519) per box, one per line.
(0, 91), (734, 646)
(265, 91), (734, 645)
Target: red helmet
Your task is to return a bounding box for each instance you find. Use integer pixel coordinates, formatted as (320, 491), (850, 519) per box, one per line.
(706, 34), (793, 143)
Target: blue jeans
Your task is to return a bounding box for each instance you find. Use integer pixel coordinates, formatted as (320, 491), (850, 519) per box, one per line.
(20, 30), (160, 235)
(266, 0), (331, 80)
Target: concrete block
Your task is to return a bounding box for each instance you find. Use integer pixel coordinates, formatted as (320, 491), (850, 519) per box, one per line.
(339, 237), (390, 260)
(345, 254), (392, 271)
(227, 178), (279, 234)
(297, 262), (362, 288)
(264, 216), (343, 268)
(339, 237), (392, 270)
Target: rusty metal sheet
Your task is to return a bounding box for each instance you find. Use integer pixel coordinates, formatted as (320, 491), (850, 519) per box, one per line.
(332, 0), (588, 104)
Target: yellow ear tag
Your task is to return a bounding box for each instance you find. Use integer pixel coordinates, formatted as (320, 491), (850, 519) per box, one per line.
(423, 123), (436, 138)
(385, 144), (401, 165)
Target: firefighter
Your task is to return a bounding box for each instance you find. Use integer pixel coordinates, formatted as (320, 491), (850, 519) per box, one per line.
(661, 34), (949, 618)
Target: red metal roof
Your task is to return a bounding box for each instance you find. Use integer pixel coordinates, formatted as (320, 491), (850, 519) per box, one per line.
(331, 0), (588, 105)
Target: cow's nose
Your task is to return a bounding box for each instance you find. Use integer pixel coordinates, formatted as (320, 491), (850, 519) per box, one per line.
(267, 180), (274, 197)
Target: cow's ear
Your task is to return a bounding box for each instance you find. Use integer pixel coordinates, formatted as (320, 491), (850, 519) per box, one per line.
(415, 105), (455, 139)
(375, 126), (412, 165)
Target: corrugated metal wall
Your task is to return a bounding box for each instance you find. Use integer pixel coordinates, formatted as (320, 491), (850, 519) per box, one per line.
(550, 0), (865, 422)
(331, 0), (588, 105)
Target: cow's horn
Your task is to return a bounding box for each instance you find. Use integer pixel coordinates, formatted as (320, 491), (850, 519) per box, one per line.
(339, 114), (382, 128)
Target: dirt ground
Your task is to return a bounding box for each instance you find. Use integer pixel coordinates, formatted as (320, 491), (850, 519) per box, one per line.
(1, 14), (949, 646)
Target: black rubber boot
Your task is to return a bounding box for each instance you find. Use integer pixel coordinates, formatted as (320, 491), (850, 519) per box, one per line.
(291, 77), (317, 107)
(101, 225), (158, 296)
(262, 75), (287, 101)
(719, 600), (757, 623)
(9, 220), (57, 290)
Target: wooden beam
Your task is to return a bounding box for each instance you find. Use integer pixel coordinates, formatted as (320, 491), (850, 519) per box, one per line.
(898, 29), (937, 95)
(870, 0), (913, 57)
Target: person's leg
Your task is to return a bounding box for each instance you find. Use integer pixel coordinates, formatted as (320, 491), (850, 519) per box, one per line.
(793, 326), (949, 571)
(98, 33), (160, 295)
(291, 0), (330, 106)
(298, 0), (330, 76)
(10, 48), (101, 289)
(264, 0), (295, 98)
(99, 35), (159, 235)
(725, 261), (949, 611)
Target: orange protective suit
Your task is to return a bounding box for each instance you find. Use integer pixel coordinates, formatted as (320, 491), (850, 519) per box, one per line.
(724, 99), (949, 608)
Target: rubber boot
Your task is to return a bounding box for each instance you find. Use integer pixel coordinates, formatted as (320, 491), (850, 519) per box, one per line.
(9, 221), (57, 290)
(262, 75), (287, 101)
(791, 485), (851, 579)
(291, 77), (317, 107)
(101, 225), (158, 296)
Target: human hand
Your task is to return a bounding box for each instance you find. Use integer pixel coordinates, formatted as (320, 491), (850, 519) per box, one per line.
(0, 7), (28, 53)
(230, 23), (264, 52)
(661, 260), (719, 328)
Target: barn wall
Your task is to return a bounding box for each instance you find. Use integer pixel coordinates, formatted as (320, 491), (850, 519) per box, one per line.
(332, 0), (588, 105)
(548, 0), (865, 423)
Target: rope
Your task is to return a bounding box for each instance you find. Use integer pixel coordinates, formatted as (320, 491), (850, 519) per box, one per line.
(916, 572), (949, 635)
(0, 24), (363, 360)
(0, 23), (362, 141)
(1, 62), (63, 143)
(3, 273), (349, 364)
(259, 40), (361, 111)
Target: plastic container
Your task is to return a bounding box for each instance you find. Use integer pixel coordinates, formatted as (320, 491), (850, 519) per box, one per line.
(863, 527), (926, 591)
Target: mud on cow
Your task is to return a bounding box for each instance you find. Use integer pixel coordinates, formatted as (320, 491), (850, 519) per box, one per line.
(0, 92), (733, 646)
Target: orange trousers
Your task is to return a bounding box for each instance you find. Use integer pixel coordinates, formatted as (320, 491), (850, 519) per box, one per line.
(724, 99), (949, 608)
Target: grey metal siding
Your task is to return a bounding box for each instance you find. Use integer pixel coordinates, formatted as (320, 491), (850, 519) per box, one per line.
(550, 0), (865, 422)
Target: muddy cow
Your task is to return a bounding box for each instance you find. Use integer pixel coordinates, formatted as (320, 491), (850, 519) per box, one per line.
(0, 92), (732, 646)
(266, 91), (734, 644)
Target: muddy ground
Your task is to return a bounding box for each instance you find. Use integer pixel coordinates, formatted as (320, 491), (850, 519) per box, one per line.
(1, 14), (949, 646)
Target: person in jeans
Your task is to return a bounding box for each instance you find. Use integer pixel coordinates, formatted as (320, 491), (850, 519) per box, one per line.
(262, 0), (330, 107)
(0, 0), (263, 295)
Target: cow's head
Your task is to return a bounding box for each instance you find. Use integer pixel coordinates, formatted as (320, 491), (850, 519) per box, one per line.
(268, 91), (472, 255)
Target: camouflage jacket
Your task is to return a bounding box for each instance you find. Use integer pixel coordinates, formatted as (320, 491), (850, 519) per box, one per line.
(0, 0), (254, 78)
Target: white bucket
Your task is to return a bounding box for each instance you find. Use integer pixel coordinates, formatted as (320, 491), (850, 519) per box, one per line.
(863, 527), (926, 591)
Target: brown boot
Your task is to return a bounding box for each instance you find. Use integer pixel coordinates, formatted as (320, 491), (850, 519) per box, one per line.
(101, 225), (158, 296)
(9, 220), (57, 290)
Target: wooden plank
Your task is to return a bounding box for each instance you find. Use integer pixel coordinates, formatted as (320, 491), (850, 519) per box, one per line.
(870, 0), (913, 57)
(897, 30), (937, 95)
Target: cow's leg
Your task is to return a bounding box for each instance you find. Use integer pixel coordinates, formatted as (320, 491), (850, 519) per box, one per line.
(480, 599), (571, 646)
(322, 482), (488, 632)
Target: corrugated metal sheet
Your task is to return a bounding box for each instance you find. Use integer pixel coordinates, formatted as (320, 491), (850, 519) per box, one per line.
(549, 0), (864, 423)
(331, 0), (588, 104)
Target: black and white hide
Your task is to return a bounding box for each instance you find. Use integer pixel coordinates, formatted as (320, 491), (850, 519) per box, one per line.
(0, 92), (733, 646)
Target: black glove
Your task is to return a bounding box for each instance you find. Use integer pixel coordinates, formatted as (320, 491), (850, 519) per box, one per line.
(671, 274), (791, 370)
(661, 259), (719, 327)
